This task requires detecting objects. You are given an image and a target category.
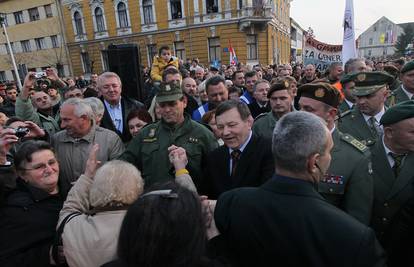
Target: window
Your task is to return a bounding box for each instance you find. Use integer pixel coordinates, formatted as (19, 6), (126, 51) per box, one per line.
(14, 11), (23, 24)
(373, 25), (377, 32)
(143, 0), (154, 24)
(247, 34), (258, 60)
(239, 0), (243, 8)
(147, 44), (157, 65)
(44, 4), (53, 18)
(35, 38), (46, 50)
(170, 0), (182, 19)
(368, 50), (372, 56)
(81, 52), (92, 73)
(117, 2), (129, 28)
(174, 41), (185, 60)
(28, 7), (40, 21)
(101, 50), (109, 71)
(51, 35), (59, 48)
(6, 42), (14, 54)
(208, 37), (220, 62)
(1, 14), (8, 26)
(206, 0), (218, 14)
(369, 38), (373, 45)
(74, 11), (84, 35)
(0, 71), (6, 82)
(95, 7), (106, 32)
(21, 40), (31, 52)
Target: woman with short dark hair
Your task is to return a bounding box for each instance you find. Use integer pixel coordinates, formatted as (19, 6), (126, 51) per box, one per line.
(0, 140), (63, 267)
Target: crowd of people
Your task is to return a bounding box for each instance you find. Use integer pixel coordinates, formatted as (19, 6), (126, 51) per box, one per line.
(0, 44), (414, 267)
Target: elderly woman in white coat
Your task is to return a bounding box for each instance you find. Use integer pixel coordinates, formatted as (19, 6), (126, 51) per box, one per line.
(58, 144), (197, 267)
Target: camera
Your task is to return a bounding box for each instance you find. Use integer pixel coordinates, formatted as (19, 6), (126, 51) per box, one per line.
(34, 71), (46, 79)
(15, 127), (29, 138)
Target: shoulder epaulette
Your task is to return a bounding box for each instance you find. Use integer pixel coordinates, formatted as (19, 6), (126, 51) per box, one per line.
(254, 112), (268, 122)
(341, 133), (369, 153)
(339, 109), (352, 118)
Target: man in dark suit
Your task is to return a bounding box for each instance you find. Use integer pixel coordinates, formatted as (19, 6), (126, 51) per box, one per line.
(370, 100), (414, 246)
(200, 100), (273, 199)
(212, 111), (386, 267)
(247, 79), (270, 118)
(97, 72), (144, 143)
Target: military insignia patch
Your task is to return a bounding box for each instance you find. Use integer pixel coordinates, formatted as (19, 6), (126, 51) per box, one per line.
(284, 80), (289, 88)
(315, 88), (325, 98)
(188, 137), (199, 143)
(357, 73), (366, 82)
(321, 174), (344, 185)
(149, 128), (156, 138)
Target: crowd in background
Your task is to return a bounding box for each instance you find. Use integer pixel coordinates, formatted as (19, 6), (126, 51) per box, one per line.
(0, 44), (414, 267)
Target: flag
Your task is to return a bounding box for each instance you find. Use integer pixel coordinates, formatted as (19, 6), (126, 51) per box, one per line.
(342, 0), (357, 64)
(229, 40), (238, 66)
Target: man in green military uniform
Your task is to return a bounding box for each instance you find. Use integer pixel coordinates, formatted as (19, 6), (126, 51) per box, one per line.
(387, 60), (414, 106)
(370, 100), (414, 244)
(338, 71), (394, 146)
(297, 82), (373, 224)
(119, 83), (218, 188)
(253, 81), (293, 139)
(338, 74), (356, 113)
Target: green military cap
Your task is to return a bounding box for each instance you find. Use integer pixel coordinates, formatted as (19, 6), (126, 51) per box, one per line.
(267, 80), (290, 98)
(156, 82), (183, 103)
(349, 71), (394, 96)
(297, 82), (341, 108)
(340, 73), (354, 85)
(383, 65), (399, 77)
(380, 100), (414, 126)
(400, 60), (414, 74)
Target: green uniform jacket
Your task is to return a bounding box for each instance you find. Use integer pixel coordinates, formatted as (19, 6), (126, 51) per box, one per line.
(338, 101), (352, 114)
(119, 115), (218, 188)
(338, 106), (377, 146)
(15, 98), (60, 137)
(252, 112), (278, 139)
(318, 129), (373, 225)
(370, 141), (414, 243)
(386, 85), (410, 107)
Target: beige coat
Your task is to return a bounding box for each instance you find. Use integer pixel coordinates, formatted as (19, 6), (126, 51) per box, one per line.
(58, 174), (126, 267)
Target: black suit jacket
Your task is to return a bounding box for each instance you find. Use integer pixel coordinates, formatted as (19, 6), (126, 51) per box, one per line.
(247, 101), (270, 119)
(215, 176), (386, 267)
(200, 133), (273, 199)
(100, 96), (144, 142)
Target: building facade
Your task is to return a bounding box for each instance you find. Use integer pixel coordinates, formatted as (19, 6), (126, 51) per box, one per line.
(357, 16), (404, 60)
(0, 0), (71, 83)
(60, 0), (291, 76)
(290, 17), (303, 64)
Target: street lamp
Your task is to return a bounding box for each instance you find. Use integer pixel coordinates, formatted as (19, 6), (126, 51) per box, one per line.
(0, 13), (23, 90)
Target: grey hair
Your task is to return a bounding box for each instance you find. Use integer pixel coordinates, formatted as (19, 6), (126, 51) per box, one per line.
(61, 98), (95, 120)
(83, 97), (105, 118)
(253, 79), (270, 92)
(272, 111), (328, 173)
(344, 58), (365, 74)
(89, 160), (144, 207)
(97, 72), (122, 88)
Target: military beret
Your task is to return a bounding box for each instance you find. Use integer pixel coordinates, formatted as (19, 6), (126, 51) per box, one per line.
(383, 65), (399, 77)
(297, 82), (341, 108)
(400, 60), (414, 74)
(380, 100), (414, 125)
(156, 82), (183, 103)
(348, 71), (394, 96)
(267, 80), (290, 98)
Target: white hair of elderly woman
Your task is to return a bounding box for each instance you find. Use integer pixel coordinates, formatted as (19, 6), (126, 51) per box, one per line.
(89, 160), (144, 207)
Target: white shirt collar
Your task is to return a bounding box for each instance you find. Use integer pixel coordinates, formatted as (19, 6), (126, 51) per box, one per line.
(229, 130), (253, 154)
(362, 107), (385, 123)
(344, 99), (354, 109)
(401, 85), (413, 99)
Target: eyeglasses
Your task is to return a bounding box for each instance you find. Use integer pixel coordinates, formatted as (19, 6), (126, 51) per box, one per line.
(22, 159), (58, 172)
(140, 189), (178, 199)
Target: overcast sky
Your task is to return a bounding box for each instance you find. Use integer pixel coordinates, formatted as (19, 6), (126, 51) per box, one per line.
(290, 0), (414, 44)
